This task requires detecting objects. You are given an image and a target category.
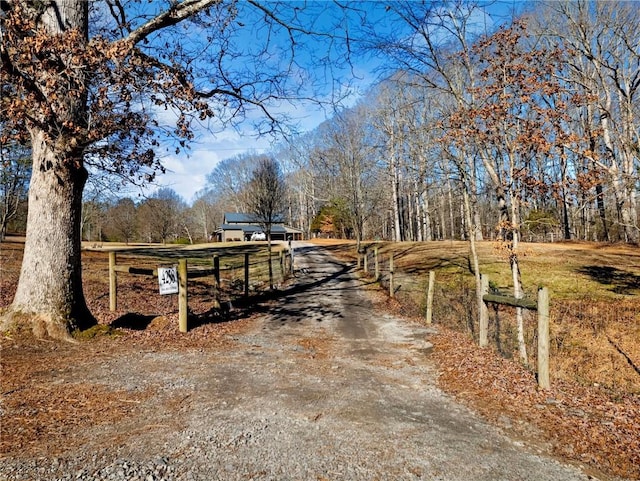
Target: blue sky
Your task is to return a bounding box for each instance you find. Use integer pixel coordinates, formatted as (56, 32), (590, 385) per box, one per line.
(141, 1), (524, 203)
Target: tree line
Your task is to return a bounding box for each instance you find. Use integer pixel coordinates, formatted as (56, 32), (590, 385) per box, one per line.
(5, 1), (638, 248)
(181, 1), (639, 248)
(277, 1), (639, 247)
(78, 155), (286, 246)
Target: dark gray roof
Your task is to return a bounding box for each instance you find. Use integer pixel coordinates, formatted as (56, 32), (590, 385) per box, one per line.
(224, 213), (257, 223)
(224, 212), (285, 224)
(219, 224), (287, 234)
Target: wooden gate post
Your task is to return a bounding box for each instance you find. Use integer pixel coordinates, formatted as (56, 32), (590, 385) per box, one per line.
(244, 253), (250, 297)
(109, 251), (117, 311)
(178, 258), (188, 333)
(425, 270), (435, 324)
(374, 247), (380, 281)
(389, 254), (395, 298)
(279, 250), (284, 279)
(212, 255), (220, 309)
(537, 287), (550, 389)
(213, 255), (220, 285)
(289, 246), (294, 275)
(479, 274), (489, 348)
(363, 248), (368, 274)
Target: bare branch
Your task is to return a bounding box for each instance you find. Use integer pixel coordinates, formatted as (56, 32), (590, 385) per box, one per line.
(122, 0), (220, 47)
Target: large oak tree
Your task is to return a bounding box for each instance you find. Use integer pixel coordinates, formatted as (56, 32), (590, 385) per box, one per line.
(0, 0), (356, 338)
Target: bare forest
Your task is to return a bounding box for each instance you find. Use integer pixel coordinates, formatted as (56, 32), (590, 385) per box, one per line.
(4, 2), (639, 251)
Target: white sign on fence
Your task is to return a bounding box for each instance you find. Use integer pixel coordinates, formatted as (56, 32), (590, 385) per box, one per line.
(158, 266), (179, 295)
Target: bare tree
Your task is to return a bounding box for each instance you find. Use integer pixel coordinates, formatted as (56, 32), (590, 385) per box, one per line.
(372, 81), (407, 242)
(106, 198), (138, 244)
(190, 195), (219, 243)
(0, 134), (30, 240)
(314, 104), (385, 250)
(279, 132), (332, 240)
(204, 154), (259, 213)
(246, 157), (286, 289)
(81, 199), (106, 243)
(534, 0), (640, 243)
(137, 188), (185, 244)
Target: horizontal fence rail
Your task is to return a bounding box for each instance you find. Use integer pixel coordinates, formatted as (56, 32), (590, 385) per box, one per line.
(107, 247), (292, 333)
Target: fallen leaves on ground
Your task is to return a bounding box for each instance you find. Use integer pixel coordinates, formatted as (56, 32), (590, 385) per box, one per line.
(431, 328), (639, 480)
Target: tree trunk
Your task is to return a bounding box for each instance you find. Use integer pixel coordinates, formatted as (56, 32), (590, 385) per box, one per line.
(414, 182), (423, 242)
(463, 188), (483, 341)
(439, 193), (446, 240)
(4, 129), (95, 338)
(391, 151), (402, 242)
(447, 178), (455, 240)
(510, 197), (528, 367)
(423, 192), (432, 241)
(1, 0), (96, 339)
(560, 153), (571, 240)
(470, 162), (483, 241)
(595, 181), (608, 241)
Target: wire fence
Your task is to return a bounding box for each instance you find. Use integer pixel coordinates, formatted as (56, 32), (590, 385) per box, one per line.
(356, 245), (640, 393)
(359, 247), (544, 362)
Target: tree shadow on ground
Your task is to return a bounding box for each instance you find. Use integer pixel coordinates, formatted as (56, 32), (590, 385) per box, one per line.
(206, 259), (359, 328)
(110, 313), (157, 330)
(189, 305), (238, 329)
(577, 265), (640, 295)
(108, 246), (359, 331)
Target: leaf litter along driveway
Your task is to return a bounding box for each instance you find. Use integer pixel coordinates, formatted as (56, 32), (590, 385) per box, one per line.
(1, 244), (600, 481)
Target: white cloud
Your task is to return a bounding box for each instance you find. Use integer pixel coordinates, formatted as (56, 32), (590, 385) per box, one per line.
(150, 148), (218, 203)
(150, 126), (274, 203)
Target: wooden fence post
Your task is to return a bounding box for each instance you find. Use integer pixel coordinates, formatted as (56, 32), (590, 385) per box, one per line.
(374, 247), (380, 281)
(178, 258), (188, 333)
(279, 250), (284, 280)
(537, 287), (550, 389)
(109, 251), (117, 311)
(290, 246), (294, 275)
(213, 255), (220, 285)
(212, 255), (220, 309)
(479, 274), (489, 348)
(425, 270), (435, 324)
(389, 253), (395, 298)
(363, 248), (368, 274)
(244, 253), (250, 297)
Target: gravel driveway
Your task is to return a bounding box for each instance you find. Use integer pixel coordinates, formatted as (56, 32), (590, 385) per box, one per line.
(1, 243), (597, 481)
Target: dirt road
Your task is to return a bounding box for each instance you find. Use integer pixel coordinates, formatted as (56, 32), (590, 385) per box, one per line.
(1, 243), (598, 481)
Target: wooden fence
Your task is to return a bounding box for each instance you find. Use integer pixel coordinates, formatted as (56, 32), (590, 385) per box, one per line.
(357, 247), (550, 390)
(108, 248), (292, 333)
(480, 274), (550, 389)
